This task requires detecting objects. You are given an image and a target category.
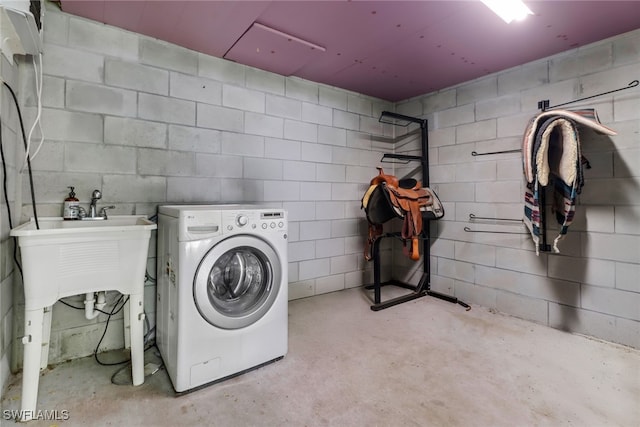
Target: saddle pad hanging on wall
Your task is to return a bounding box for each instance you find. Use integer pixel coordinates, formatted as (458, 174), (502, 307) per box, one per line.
(521, 108), (616, 255)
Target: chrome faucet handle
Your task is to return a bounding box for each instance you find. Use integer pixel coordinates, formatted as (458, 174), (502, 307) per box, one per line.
(99, 205), (116, 219)
(70, 206), (87, 218)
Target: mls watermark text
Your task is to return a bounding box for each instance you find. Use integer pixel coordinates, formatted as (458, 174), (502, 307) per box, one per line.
(3, 409), (70, 421)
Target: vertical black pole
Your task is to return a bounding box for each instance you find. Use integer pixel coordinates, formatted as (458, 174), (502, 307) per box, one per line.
(420, 119), (430, 289)
(373, 237), (382, 304)
(539, 185), (550, 252)
(537, 104), (550, 253)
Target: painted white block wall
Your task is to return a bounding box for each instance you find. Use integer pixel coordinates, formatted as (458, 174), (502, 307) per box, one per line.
(8, 4), (393, 368)
(0, 53), (22, 400)
(395, 28), (640, 349)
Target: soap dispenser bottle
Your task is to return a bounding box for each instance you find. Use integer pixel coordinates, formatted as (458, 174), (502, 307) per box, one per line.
(63, 186), (80, 220)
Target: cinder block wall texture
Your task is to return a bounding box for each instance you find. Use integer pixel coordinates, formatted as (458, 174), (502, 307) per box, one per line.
(9, 3), (394, 368)
(4, 3), (639, 380)
(0, 48), (23, 395)
(395, 28), (639, 349)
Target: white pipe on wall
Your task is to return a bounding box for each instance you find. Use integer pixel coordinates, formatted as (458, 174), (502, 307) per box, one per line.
(84, 292), (99, 320)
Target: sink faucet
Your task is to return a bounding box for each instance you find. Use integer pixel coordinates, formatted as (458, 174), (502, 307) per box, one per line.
(89, 190), (102, 218)
(74, 190), (115, 220)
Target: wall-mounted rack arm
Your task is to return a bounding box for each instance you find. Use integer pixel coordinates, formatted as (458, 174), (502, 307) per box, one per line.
(379, 111), (428, 127)
(472, 148), (521, 156)
(378, 111), (428, 186)
(464, 226), (527, 234)
(469, 213), (522, 222)
(538, 79), (638, 111)
(464, 213), (526, 234)
(381, 153), (422, 164)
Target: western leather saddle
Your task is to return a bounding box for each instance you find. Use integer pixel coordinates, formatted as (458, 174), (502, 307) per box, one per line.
(361, 167), (443, 261)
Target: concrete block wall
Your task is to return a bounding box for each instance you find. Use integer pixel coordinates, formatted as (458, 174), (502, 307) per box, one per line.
(0, 52), (26, 396)
(8, 3), (394, 367)
(394, 29), (640, 348)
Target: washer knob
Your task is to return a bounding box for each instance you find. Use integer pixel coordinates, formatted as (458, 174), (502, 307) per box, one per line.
(236, 214), (248, 227)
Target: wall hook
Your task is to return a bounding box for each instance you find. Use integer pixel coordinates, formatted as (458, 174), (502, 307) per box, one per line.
(538, 79), (639, 111)
(469, 214), (522, 222)
(471, 149), (521, 156)
(463, 226), (527, 235)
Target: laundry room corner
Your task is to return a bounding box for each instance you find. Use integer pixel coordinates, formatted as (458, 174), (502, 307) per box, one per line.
(2, 0), (396, 373)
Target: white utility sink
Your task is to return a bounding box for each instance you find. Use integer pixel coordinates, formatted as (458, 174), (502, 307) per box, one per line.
(10, 215), (156, 421)
(11, 216), (156, 308)
(21, 215), (155, 230)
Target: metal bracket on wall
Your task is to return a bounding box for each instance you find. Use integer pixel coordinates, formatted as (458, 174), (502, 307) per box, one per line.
(464, 213), (527, 234)
(380, 153), (422, 164)
(538, 79), (638, 111)
(471, 148), (521, 156)
(378, 111), (426, 127)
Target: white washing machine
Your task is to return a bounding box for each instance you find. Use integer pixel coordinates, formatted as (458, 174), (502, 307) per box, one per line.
(156, 205), (288, 393)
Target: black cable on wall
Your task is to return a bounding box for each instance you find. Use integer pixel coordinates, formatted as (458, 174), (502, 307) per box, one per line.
(0, 108), (23, 278)
(2, 81), (40, 229)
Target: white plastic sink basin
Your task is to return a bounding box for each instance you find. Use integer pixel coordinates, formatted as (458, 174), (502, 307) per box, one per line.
(10, 216), (157, 309)
(12, 215), (156, 233)
(10, 215), (157, 419)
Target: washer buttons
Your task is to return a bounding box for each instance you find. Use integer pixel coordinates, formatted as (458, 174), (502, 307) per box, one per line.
(278, 221), (284, 228)
(270, 222), (276, 228)
(236, 214), (248, 227)
(262, 223), (268, 229)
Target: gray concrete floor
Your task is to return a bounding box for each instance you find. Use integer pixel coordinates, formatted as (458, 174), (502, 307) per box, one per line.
(2, 287), (639, 426)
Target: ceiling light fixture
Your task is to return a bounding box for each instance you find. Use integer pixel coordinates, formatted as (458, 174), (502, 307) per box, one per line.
(481, 0), (533, 24)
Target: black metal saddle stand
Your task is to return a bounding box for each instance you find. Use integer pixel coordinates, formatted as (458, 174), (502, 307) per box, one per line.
(366, 111), (469, 311)
(365, 229), (469, 311)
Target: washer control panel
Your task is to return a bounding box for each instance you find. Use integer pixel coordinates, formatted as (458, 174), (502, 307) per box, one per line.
(236, 214), (249, 227)
(221, 209), (287, 233)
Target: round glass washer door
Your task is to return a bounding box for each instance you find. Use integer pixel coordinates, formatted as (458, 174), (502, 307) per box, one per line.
(193, 235), (281, 329)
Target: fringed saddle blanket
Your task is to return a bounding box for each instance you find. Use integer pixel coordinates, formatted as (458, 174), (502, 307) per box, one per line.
(522, 108), (616, 254)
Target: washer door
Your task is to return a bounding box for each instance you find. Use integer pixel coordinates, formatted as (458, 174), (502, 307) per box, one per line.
(193, 235), (281, 329)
